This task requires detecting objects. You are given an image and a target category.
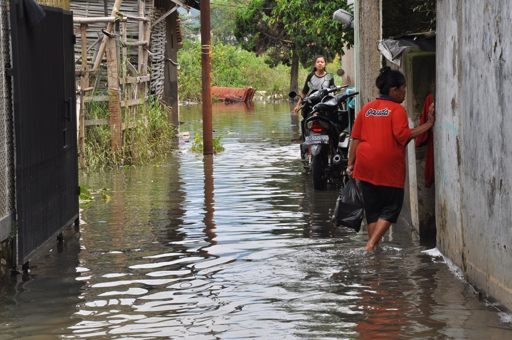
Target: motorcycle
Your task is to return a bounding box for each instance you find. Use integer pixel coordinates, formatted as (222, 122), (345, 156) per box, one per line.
(291, 86), (359, 190)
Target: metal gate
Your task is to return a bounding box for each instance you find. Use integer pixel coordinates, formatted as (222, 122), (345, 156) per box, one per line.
(10, 1), (79, 264)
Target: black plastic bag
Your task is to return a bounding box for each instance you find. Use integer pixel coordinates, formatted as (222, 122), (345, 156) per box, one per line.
(334, 178), (364, 232)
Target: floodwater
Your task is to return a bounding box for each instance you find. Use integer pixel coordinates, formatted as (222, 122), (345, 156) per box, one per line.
(1, 102), (512, 339)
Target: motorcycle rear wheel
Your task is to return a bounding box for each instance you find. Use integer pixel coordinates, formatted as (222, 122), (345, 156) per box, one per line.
(311, 154), (327, 190)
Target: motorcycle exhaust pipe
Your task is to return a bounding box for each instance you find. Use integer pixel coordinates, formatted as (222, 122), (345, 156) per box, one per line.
(332, 154), (342, 165)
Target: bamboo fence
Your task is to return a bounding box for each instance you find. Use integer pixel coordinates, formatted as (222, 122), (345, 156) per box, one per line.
(71, 0), (164, 165)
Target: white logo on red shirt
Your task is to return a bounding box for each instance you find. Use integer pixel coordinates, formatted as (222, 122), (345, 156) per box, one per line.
(365, 108), (391, 117)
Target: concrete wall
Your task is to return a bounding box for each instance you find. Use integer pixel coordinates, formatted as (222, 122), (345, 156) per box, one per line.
(354, 0), (381, 111)
(437, 0), (512, 309)
(0, 0), (13, 244)
(341, 47), (355, 86)
(0, 0), (13, 270)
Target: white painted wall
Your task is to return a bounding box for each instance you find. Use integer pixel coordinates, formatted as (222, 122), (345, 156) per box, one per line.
(354, 0), (381, 111)
(436, 0), (512, 309)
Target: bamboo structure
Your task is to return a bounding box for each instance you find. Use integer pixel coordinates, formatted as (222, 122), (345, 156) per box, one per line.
(72, 0), (157, 158)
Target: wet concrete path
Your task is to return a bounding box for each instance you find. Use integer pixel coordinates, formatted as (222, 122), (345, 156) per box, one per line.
(1, 102), (511, 339)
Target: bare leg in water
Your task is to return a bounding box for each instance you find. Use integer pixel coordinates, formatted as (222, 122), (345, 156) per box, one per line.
(367, 222), (377, 239)
(366, 218), (392, 252)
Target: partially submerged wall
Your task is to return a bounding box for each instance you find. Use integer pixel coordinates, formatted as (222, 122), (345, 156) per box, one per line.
(436, 0), (512, 309)
(0, 0), (13, 269)
(0, 0), (13, 244)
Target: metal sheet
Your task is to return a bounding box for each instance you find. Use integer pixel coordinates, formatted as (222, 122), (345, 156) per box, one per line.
(10, 1), (79, 263)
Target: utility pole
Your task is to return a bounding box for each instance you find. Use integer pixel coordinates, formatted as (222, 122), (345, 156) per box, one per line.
(200, 0), (213, 155)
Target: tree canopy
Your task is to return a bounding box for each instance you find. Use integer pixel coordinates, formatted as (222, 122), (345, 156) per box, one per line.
(234, 0), (353, 68)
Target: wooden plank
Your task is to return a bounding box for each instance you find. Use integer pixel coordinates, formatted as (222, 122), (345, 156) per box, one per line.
(124, 40), (149, 47)
(151, 6), (177, 28)
(85, 119), (136, 131)
(84, 95), (108, 102)
(123, 75), (150, 84)
(92, 0), (124, 72)
(84, 96), (142, 107)
(118, 13), (150, 22)
(169, 0), (190, 10)
(85, 118), (108, 126)
(72, 1), (155, 72)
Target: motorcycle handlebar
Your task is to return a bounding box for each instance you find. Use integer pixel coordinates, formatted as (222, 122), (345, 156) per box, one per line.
(344, 91), (359, 98)
(328, 85), (349, 93)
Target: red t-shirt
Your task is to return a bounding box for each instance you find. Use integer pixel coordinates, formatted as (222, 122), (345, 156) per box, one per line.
(351, 98), (412, 188)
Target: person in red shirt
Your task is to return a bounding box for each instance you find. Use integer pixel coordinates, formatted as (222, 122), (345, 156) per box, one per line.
(347, 67), (434, 252)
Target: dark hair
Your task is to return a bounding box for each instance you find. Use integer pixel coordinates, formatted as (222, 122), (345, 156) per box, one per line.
(375, 67), (405, 95)
(312, 55), (327, 72)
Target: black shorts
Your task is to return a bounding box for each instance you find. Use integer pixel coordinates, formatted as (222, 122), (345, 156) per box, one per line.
(359, 181), (404, 224)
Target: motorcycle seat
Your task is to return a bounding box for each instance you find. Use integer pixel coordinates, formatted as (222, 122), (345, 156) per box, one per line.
(314, 96), (339, 111)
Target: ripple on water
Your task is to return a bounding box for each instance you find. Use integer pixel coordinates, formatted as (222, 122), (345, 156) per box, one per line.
(2, 104), (511, 339)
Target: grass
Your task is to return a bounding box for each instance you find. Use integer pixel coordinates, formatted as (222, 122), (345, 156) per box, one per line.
(82, 96), (175, 170)
(178, 40), (345, 102)
(190, 132), (225, 154)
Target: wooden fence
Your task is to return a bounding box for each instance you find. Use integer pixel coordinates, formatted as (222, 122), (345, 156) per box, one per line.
(72, 0), (156, 166)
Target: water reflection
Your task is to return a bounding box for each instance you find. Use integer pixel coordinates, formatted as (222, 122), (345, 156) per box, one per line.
(202, 154), (217, 251)
(0, 227), (82, 339)
(0, 102), (511, 339)
(212, 101), (255, 113)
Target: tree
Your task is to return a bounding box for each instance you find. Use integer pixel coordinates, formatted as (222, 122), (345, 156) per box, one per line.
(211, 0), (240, 43)
(234, 0), (353, 93)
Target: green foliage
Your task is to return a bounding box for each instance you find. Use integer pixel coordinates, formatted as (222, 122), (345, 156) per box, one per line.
(382, 0), (436, 37)
(178, 40), (295, 101)
(83, 96), (175, 169)
(79, 185), (93, 207)
(234, 0), (353, 68)
(78, 185), (112, 207)
(210, 0), (251, 44)
(191, 132), (225, 154)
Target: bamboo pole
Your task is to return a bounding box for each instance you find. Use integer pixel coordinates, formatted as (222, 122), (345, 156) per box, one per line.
(141, 15), (151, 104)
(92, 0), (124, 72)
(121, 20), (128, 108)
(151, 6), (177, 28)
(74, 16), (122, 24)
(106, 36), (122, 151)
(124, 40), (149, 47)
(137, 0), (146, 110)
(137, 0), (145, 74)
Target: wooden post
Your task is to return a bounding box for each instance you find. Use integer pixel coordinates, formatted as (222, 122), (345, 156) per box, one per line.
(121, 21), (127, 92)
(79, 24), (89, 168)
(163, 9), (180, 125)
(92, 0), (124, 72)
(137, 0), (145, 75)
(137, 0), (147, 109)
(201, 0), (213, 155)
(106, 36), (122, 151)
